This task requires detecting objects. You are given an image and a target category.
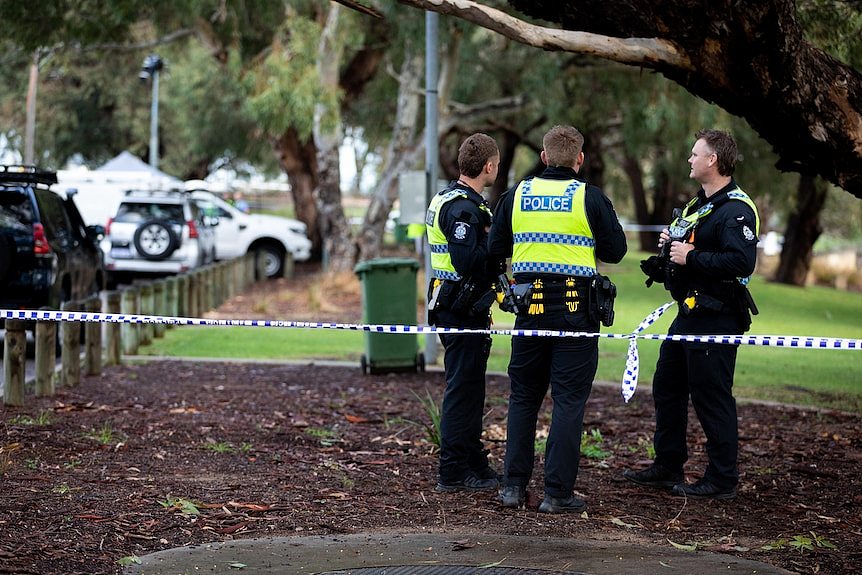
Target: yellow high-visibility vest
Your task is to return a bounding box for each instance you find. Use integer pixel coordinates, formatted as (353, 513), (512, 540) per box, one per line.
(425, 188), (491, 281)
(511, 178), (596, 277)
(672, 186), (760, 284)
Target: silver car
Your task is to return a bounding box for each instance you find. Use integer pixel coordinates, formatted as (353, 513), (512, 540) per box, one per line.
(101, 189), (217, 287)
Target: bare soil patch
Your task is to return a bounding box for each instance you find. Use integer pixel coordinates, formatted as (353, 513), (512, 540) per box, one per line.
(1, 264), (860, 574)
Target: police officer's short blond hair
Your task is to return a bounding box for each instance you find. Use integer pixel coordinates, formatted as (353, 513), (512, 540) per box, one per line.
(543, 125), (584, 168)
(695, 129), (738, 177)
(458, 133), (499, 178)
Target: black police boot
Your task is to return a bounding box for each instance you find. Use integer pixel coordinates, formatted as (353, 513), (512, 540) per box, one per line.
(498, 485), (526, 508)
(538, 494), (586, 514)
(672, 478), (736, 500)
(436, 471), (499, 492)
(623, 463), (683, 490)
(473, 465), (501, 482)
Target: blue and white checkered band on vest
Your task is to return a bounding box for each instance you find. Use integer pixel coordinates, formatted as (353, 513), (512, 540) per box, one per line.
(511, 178), (596, 277)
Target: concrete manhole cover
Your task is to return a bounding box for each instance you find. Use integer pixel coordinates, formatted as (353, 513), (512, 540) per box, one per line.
(320, 567), (582, 575)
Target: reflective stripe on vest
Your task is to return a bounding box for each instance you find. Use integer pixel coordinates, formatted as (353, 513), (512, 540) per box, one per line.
(425, 188), (492, 281)
(673, 186), (760, 284)
(511, 178), (596, 277)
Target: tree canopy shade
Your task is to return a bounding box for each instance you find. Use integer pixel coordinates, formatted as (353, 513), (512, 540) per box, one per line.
(395, 0), (862, 199)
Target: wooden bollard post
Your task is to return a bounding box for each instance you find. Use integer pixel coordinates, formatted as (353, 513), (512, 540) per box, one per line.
(177, 274), (189, 318)
(210, 264), (221, 307)
(138, 282), (154, 345)
(198, 268), (208, 312)
(224, 260), (235, 301)
(3, 319), (27, 406)
(35, 309), (57, 397)
(235, 257), (244, 292)
(218, 262), (228, 305)
(255, 251), (267, 282)
(231, 258), (241, 296)
(84, 296), (102, 376)
(245, 253), (255, 287)
(166, 276), (179, 327)
(104, 291), (121, 366)
(284, 250), (294, 279)
(215, 263), (224, 306)
(205, 266), (215, 311)
(153, 281), (166, 338)
(187, 272), (198, 318)
(61, 300), (82, 388)
(120, 287), (139, 356)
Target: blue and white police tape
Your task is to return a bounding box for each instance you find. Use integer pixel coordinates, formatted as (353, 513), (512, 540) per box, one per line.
(3, 307), (859, 403)
(621, 302), (673, 403)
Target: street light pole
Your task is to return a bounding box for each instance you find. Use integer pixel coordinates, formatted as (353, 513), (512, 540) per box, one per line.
(149, 67), (160, 170)
(424, 11), (439, 365)
(140, 54), (164, 170)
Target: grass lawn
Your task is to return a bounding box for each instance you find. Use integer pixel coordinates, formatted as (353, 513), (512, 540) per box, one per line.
(140, 253), (862, 412)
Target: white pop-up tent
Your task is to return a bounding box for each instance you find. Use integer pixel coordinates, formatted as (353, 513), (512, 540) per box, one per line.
(57, 151), (182, 226)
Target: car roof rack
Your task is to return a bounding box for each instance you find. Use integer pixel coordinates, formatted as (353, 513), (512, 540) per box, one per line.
(0, 165), (58, 186)
(123, 188), (187, 197)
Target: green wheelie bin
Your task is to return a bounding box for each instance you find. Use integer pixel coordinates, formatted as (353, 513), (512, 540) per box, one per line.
(354, 257), (425, 374)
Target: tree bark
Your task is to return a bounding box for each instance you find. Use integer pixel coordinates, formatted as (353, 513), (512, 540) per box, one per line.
(396, 0), (862, 199)
(774, 175), (828, 286)
(314, 4), (355, 272)
(621, 153), (653, 252)
(355, 49), (424, 262)
(272, 129), (322, 260)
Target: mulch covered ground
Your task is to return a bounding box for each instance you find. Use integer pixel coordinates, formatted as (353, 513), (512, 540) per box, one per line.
(1, 265), (860, 575)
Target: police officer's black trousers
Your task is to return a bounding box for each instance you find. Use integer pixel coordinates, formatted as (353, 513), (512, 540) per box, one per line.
(504, 312), (598, 498)
(652, 336), (740, 489)
(438, 331), (492, 483)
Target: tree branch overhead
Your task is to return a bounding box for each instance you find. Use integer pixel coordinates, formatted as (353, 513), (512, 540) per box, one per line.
(396, 0), (862, 197)
(397, 0), (691, 68)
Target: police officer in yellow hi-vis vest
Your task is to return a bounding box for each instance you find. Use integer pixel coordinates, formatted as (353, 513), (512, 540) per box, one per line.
(625, 129), (759, 500)
(489, 125), (627, 513)
(426, 133), (503, 492)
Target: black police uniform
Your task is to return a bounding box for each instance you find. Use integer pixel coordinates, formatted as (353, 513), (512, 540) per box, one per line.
(488, 166), (627, 499)
(653, 180), (758, 490)
(428, 182), (498, 487)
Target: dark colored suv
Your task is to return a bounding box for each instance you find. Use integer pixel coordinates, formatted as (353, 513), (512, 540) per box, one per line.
(0, 165), (105, 312)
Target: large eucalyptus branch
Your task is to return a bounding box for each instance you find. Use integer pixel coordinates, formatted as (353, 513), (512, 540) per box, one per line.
(395, 0), (691, 69)
(393, 0), (862, 197)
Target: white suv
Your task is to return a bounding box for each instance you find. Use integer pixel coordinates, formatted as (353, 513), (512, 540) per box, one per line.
(101, 189), (217, 286)
(189, 190), (311, 278)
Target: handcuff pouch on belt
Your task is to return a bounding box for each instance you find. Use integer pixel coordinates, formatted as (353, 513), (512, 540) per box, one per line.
(588, 273), (617, 327)
(429, 277), (496, 318)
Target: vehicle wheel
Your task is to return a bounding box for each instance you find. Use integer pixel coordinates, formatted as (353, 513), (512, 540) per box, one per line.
(360, 354), (368, 375)
(255, 243), (285, 279)
(134, 220), (179, 261)
(416, 351), (426, 373)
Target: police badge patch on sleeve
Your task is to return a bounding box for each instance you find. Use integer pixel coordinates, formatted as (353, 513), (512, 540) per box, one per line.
(454, 221), (470, 240)
(742, 225), (755, 241)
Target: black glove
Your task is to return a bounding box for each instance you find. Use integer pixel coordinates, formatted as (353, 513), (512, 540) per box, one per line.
(640, 255), (666, 288)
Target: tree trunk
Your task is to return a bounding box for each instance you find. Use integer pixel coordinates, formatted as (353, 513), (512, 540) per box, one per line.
(272, 129), (322, 261)
(621, 153), (653, 252)
(487, 129), (520, 209)
(774, 174), (828, 286)
(316, 146), (355, 270)
(355, 49), (424, 262)
(580, 131), (605, 190)
(314, 4), (355, 272)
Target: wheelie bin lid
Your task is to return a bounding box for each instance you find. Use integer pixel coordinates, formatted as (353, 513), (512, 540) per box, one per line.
(354, 257), (420, 275)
